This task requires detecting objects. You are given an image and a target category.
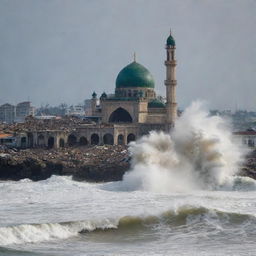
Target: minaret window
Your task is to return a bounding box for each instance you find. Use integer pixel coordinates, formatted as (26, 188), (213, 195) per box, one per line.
(171, 51), (174, 60)
(167, 51), (170, 61)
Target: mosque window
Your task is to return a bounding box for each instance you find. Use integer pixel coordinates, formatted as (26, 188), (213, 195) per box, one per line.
(128, 90), (132, 97)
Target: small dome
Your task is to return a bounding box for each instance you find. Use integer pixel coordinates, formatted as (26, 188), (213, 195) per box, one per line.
(116, 61), (155, 89)
(100, 92), (107, 99)
(148, 99), (165, 108)
(92, 91), (97, 98)
(166, 35), (175, 47)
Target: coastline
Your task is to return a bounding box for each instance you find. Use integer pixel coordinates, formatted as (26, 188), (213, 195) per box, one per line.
(1, 145), (256, 182)
(0, 145), (130, 182)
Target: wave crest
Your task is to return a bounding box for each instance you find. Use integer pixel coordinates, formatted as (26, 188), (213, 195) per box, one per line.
(1, 205), (255, 246)
(122, 101), (248, 192)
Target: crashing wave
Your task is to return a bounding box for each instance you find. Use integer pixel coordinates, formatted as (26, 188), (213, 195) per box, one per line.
(121, 101), (248, 192)
(0, 205), (255, 246)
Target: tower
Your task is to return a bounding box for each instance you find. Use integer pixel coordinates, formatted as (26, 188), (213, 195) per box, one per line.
(165, 29), (177, 128)
(91, 91), (97, 115)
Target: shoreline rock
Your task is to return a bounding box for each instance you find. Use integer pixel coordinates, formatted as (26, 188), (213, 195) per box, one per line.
(1, 146), (256, 183)
(0, 146), (130, 182)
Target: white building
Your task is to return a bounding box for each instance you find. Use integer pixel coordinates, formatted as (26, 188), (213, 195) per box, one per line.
(84, 99), (92, 116)
(0, 103), (16, 123)
(68, 104), (85, 116)
(234, 129), (256, 148)
(15, 101), (35, 123)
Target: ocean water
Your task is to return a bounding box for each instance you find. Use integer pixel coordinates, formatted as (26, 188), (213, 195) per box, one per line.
(1, 101), (254, 256)
(0, 175), (256, 256)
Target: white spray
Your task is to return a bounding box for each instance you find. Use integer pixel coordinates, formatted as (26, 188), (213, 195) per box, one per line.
(122, 101), (247, 192)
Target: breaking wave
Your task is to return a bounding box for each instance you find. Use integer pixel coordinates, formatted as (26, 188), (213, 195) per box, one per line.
(122, 101), (248, 192)
(0, 218), (118, 246)
(0, 205), (255, 246)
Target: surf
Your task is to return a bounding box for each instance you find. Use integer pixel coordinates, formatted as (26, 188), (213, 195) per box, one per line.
(121, 101), (249, 192)
(0, 205), (255, 246)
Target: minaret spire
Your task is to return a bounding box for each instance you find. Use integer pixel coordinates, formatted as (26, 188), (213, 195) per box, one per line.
(165, 30), (177, 129)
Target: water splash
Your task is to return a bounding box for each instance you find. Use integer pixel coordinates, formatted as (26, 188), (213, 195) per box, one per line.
(122, 101), (247, 192)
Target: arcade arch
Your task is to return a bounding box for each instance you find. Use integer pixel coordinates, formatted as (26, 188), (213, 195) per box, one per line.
(109, 108), (132, 123)
(91, 134), (99, 145)
(79, 136), (88, 146)
(103, 134), (114, 145)
(68, 134), (77, 146)
(127, 133), (136, 144)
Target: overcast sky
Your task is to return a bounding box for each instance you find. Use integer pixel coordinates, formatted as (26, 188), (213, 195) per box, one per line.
(0, 0), (255, 110)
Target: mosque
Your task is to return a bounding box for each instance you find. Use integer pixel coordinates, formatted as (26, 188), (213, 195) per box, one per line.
(13, 31), (178, 149)
(86, 30), (178, 145)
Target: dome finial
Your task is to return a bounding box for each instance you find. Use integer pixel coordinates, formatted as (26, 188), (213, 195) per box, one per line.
(133, 52), (136, 62)
(166, 29), (175, 46)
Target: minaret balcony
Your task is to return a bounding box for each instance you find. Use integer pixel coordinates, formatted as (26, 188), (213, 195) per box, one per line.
(165, 45), (176, 50)
(165, 80), (177, 85)
(164, 60), (177, 65)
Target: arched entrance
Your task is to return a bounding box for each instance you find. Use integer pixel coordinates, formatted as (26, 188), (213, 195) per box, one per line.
(59, 138), (65, 148)
(118, 134), (124, 145)
(91, 134), (99, 145)
(109, 108), (132, 123)
(103, 134), (114, 145)
(79, 137), (88, 146)
(48, 137), (54, 149)
(38, 134), (45, 147)
(127, 133), (136, 144)
(68, 134), (77, 146)
(21, 137), (27, 148)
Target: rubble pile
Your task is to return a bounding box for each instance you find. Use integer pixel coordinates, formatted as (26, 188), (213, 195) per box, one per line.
(2, 141), (256, 182)
(240, 150), (256, 179)
(0, 145), (130, 182)
(0, 116), (96, 133)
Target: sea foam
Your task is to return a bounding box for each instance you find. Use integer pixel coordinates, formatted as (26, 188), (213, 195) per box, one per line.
(122, 101), (248, 192)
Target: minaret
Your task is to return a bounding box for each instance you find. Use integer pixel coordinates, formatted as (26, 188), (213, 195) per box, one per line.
(165, 29), (177, 129)
(91, 91), (97, 115)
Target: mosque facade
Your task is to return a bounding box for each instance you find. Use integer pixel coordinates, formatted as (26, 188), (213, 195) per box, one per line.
(13, 31), (178, 149)
(87, 31), (178, 145)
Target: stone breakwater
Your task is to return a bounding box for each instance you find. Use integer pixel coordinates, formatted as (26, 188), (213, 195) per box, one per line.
(0, 146), (130, 182)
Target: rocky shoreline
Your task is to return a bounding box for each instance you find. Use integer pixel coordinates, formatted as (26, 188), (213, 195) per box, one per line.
(1, 145), (256, 182)
(0, 146), (130, 182)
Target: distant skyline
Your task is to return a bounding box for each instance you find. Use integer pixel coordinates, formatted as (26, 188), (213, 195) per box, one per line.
(0, 0), (255, 110)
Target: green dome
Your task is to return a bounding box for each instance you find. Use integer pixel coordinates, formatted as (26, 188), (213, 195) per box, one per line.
(148, 99), (165, 108)
(166, 35), (175, 46)
(100, 92), (107, 99)
(116, 61), (155, 88)
(92, 91), (97, 98)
